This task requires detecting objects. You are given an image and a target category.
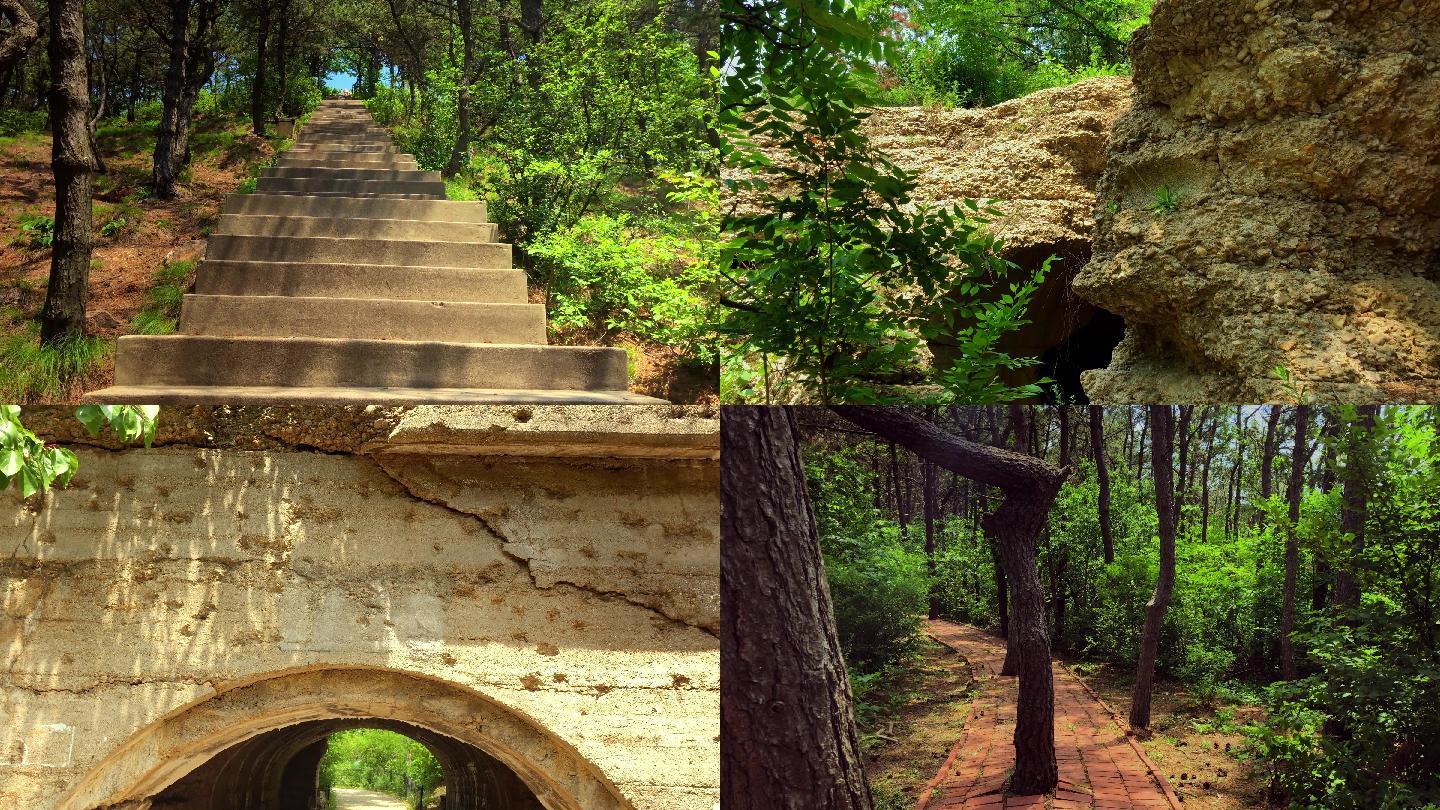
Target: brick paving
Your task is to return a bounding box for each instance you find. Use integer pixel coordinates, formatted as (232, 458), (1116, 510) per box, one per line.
(917, 620), (1181, 810)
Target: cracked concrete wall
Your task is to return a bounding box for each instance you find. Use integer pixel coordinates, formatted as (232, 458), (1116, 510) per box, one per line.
(0, 412), (719, 810)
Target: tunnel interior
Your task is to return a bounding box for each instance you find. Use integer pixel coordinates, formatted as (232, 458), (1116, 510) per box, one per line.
(146, 717), (546, 809)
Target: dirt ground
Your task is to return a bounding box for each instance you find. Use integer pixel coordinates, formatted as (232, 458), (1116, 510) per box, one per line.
(0, 117), (275, 400)
(1077, 663), (1273, 810)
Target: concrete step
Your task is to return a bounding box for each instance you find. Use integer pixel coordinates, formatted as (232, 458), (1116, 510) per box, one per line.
(221, 194), (488, 223)
(195, 260), (527, 303)
(215, 214), (497, 242)
(180, 295), (546, 343)
(297, 136), (392, 146)
(205, 234), (510, 268)
(279, 151), (412, 163)
(260, 166), (441, 182)
(253, 177), (446, 196)
(82, 384), (663, 405)
(251, 191), (443, 199)
(107, 335), (632, 392)
(289, 144), (394, 154)
(276, 157), (420, 170)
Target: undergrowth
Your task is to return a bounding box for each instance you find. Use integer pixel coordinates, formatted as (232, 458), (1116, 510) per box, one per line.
(0, 326), (112, 401)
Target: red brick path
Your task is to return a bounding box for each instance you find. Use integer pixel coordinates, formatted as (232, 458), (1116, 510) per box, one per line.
(916, 620), (1181, 810)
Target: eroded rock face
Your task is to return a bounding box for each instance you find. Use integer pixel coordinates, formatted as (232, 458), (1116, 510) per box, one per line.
(865, 77), (1134, 389)
(1075, 0), (1440, 403)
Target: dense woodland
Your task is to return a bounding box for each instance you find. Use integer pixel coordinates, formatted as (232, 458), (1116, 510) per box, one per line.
(0, 0), (719, 400)
(719, 0), (1152, 403)
(723, 405), (1440, 809)
(318, 729), (444, 809)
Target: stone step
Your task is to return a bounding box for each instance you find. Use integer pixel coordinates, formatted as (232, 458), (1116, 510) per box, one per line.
(297, 136), (392, 146)
(279, 151), (412, 163)
(253, 177), (447, 196)
(106, 335), (632, 392)
(276, 157), (420, 170)
(205, 234), (510, 268)
(221, 194), (488, 223)
(82, 384), (663, 405)
(180, 295), (546, 343)
(195, 260), (527, 303)
(289, 143), (394, 154)
(214, 214), (497, 242)
(260, 166), (441, 182)
(251, 191), (443, 199)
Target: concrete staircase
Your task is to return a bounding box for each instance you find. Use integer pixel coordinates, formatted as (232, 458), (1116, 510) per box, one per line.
(87, 99), (660, 404)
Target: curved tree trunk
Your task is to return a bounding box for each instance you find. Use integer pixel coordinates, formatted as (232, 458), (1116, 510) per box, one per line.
(40, 0), (100, 344)
(833, 405), (1066, 796)
(0, 0), (40, 74)
(721, 407), (873, 810)
(1129, 405), (1175, 732)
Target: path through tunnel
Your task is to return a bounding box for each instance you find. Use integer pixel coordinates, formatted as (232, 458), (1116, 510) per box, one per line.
(148, 718), (544, 810)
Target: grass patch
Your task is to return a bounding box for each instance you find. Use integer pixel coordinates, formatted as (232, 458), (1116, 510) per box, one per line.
(130, 259), (196, 335)
(0, 326), (112, 401)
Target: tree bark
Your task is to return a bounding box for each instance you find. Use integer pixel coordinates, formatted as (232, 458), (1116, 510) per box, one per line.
(721, 407), (872, 810)
(247, 0), (267, 134)
(1090, 406), (1113, 564)
(923, 454), (939, 620)
(833, 405), (1065, 796)
(1280, 405), (1310, 680)
(1130, 405), (1176, 732)
(40, 0), (100, 344)
(1199, 409), (1216, 544)
(1333, 406), (1377, 608)
(444, 0), (474, 178)
(154, 0), (221, 198)
(0, 0), (40, 74)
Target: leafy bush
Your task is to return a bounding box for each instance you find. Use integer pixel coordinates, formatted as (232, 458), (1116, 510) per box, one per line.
(17, 214), (54, 248)
(0, 108), (46, 136)
(526, 212), (717, 365)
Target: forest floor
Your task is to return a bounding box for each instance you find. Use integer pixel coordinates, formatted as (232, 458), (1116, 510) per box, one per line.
(0, 115), (279, 401)
(863, 621), (1271, 810)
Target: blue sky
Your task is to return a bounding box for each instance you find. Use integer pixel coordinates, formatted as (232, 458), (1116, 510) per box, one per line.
(326, 72), (357, 91)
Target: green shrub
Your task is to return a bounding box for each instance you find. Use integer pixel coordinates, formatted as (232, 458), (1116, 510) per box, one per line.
(526, 212), (718, 365)
(17, 214), (54, 248)
(0, 108), (46, 136)
(131, 259), (196, 335)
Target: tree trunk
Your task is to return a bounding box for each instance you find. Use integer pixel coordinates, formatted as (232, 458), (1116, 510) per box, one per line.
(720, 407), (872, 810)
(1130, 405), (1176, 732)
(1259, 406), (1281, 504)
(1174, 405), (1193, 538)
(890, 441), (908, 539)
(247, 0), (267, 134)
(519, 0), (542, 44)
(923, 455), (939, 620)
(40, 0), (99, 344)
(272, 0), (290, 118)
(1090, 406), (1113, 564)
(444, 0), (474, 178)
(1280, 405), (1310, 680)
(1333, 406), (1376, 608)
(833, 405), (1066, 796)
(1199, 410), (1215, 544)
(1312, 414), (1338, 611)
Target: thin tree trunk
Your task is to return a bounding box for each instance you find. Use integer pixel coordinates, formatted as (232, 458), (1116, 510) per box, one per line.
(1090, 406), (1113, 564)
(1200, 409), (1216, 544)
(1175, 405), (1194, 538)
(923, 454), (939, 620)
(1333, 406), (1376, 608)
(154, 0), (219, 197)
(835, 406), (1066, 795)
(272, 0), (290, 118)
(1280, 405), (1310, 681)
(40, 0), (100, 344)
(1312, 414), (1338, 611)
(444, 0), (474, 177)
(720, 407), (872, 810)
(249, 0), (266, 134)
(1130, 405), (1176, 731)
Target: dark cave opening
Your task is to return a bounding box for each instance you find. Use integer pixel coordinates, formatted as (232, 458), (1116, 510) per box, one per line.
(1039, 308), (1126, 404)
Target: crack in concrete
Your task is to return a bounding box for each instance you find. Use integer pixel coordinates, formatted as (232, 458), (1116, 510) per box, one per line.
(371, 456), (717, 639)
(4, 675), (218, 696)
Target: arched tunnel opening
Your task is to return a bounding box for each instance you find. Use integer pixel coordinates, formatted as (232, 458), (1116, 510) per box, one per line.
(146, 718), (545, 810)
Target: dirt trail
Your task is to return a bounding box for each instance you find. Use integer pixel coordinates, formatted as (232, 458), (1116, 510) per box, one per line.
(918, 620), (1181, 810)
(332, 787), (409, 809)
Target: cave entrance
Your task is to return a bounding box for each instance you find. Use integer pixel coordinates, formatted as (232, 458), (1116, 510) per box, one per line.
(1039, 307), (1126, 403)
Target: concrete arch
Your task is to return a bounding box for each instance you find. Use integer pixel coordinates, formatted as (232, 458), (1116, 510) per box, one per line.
(56, 667), (634, 810)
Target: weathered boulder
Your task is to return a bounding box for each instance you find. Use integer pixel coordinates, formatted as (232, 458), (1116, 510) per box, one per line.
(865, 77), (1134, 391)
(1075, 0), (1440, 403)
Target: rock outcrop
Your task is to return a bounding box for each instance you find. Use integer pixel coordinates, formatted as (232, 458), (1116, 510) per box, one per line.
(1075, 0), (1440, 403)
(865, 77), (1134, 392)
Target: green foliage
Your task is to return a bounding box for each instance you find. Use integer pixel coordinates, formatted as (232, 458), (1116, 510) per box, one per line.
(73, 404), (160, 447)
(867, 0), (1151, 108)
(526, 210), (718, 365)
(131, 260), (196, 335)
(100, 217), (128, 238)
(0, 328), (112, 402)
(319, 729), (443, 810)
(0, 108), (46, 137)
(17, 214), (54, 248)
(1152, 184), (1180, 214)
(0, 407), (79, 497)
